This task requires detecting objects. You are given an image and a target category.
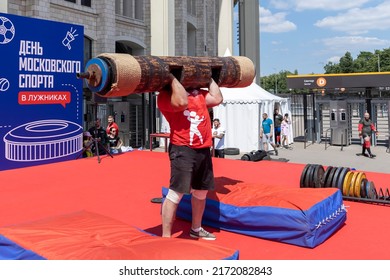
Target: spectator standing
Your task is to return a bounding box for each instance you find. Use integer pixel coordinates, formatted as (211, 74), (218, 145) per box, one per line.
(260, 112), (278, 155)
(281, 113), (290, 148)
(273, 108), (283, 147)
(106, 115), (119, 137)
(211, 118), (225, 158)
(358, 112), (378, 158)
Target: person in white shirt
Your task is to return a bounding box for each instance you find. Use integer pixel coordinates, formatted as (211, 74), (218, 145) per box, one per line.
(211, 118), (225, 158)
(281, 113), (290, 148)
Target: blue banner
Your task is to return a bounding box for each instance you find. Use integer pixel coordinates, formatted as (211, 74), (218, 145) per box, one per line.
(0, 13), (84, 171)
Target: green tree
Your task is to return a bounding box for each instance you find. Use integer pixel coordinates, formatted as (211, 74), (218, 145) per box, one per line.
(323, 48), (390, 74)
(324, 62), (341, 74)
(353, 51), (374, 72)
(260, 70), (296, 94)
(339, 51), (354, 73)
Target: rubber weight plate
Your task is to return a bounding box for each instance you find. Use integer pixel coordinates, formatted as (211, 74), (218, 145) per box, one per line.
(342, 171), (354, 196)
(334, 167), (350, 191)
(360, 178), (368, 198)
(304, 164), (316, 188)
(353, 172), (366, 198)
(325, 166), (338, 188)
(331, 167), (344, 189)
(321, 166), (334, 188)
(313, 165), (325, 188)
(366, 181), (378, 199)
(349, 172), (360, 197)
(300, 164), (311, 188)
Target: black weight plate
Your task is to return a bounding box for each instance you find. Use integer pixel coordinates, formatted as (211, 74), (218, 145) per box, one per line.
(336, 167), (350, 191)
(304, 164), (316, 188)
(308, 164), (320, 188)
(321, 166), (334, 188)
(331, 167), (344, 189)
(300, 164), (311, 188)
(366, 181), (378, 199)
(360, 178), (368, 198)
(313, 165), (325, 188)
(325, 166), (338, 188)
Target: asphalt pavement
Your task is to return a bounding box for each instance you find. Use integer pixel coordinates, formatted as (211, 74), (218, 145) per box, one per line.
(225, 142), (390, 174)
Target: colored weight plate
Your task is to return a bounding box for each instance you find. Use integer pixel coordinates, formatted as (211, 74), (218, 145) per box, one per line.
(342, 171), (354, 196)
(331, 167), (344, 189)
(325, 166), (338, 188)
(300, 164), (311, 188)
(313, 165), (325, 188)
(353, 172), (366, 198)
(366, 181), (378, 199)
(360, 178), (368, 198)
(304, 164), (316, 188)
(321, 166), (334, 188)
(348, 172), (360, 197)
(336, 167), (350, 191)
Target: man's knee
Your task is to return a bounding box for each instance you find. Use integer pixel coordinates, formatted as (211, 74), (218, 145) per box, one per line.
(166, 189), (184, 204)
(191, 189), (208, 200)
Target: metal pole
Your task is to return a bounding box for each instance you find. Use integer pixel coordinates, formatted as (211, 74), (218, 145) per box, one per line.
(377, 54), (381, 72)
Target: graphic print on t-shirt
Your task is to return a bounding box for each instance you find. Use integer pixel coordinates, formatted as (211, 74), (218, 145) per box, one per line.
(183, 109), (205, 145)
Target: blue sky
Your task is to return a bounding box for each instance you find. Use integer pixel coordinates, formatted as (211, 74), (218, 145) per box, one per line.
(233, 0), (390, 76)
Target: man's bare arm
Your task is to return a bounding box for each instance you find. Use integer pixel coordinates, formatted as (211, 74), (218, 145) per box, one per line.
(205, 78), (223, 107)
(169, 74), (188, 111)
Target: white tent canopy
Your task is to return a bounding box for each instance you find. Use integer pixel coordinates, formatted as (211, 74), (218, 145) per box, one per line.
(213, 82), (292, 153)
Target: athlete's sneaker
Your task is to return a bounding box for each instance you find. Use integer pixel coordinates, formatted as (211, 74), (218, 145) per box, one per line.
(190, 227), (216, 240)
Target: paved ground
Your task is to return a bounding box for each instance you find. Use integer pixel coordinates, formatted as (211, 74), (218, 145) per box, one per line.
(224, 142), (390, 174)
(153, 142), (390, 174)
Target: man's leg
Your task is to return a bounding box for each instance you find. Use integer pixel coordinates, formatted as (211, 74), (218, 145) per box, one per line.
(262, 135), (268, 151)
(191, 195), (206, 230)
(161, 197), (179, 237)
(190, 193), (216, 240)
(270, 142), (278, 155)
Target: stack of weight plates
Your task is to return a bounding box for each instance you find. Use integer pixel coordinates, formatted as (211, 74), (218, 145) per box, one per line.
(300, 164), (378, 200)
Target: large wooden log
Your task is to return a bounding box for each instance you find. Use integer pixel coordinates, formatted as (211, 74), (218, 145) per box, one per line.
(79, 53), (255, 97)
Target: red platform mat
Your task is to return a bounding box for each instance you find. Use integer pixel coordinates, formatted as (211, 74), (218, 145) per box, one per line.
(0, 151), (390, 259)
(0, 211), (238, 260)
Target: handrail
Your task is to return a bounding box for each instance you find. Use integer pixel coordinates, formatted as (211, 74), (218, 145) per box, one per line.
(340, 128), (348, 151)
(324, 128), (332, 150)
(303, 127), (315, 149)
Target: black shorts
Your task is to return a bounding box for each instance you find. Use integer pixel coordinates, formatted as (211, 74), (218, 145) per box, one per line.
(168, 144), (215, 194)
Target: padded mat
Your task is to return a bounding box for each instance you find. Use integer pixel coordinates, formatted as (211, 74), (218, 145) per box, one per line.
(163, 182), (347, 248)
(0, 211), (238, 260)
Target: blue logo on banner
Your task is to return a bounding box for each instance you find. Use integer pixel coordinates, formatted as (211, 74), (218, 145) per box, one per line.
(0, 13), (84, 171)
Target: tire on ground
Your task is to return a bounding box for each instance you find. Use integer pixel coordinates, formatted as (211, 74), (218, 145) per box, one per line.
(224, 147), (240, 155)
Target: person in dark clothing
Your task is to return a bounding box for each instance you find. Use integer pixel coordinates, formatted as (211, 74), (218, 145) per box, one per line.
(358, 112), (379, 158)
(273, 108), (283, 147)
(88, 118), (108, 155)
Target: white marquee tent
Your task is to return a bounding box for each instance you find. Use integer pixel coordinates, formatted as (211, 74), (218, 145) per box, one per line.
(213, 82), (292, 153)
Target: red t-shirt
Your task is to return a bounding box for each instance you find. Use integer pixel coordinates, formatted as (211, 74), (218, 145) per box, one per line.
(157, 89), (212, 148)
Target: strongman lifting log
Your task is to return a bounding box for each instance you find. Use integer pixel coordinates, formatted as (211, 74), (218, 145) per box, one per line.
(77, 53), (256, 96)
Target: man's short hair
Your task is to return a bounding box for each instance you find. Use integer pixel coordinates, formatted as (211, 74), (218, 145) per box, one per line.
(213, 118), (220, 122)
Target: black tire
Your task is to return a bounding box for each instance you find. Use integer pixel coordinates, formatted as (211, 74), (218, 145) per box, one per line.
(224, 147), (240, 155)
